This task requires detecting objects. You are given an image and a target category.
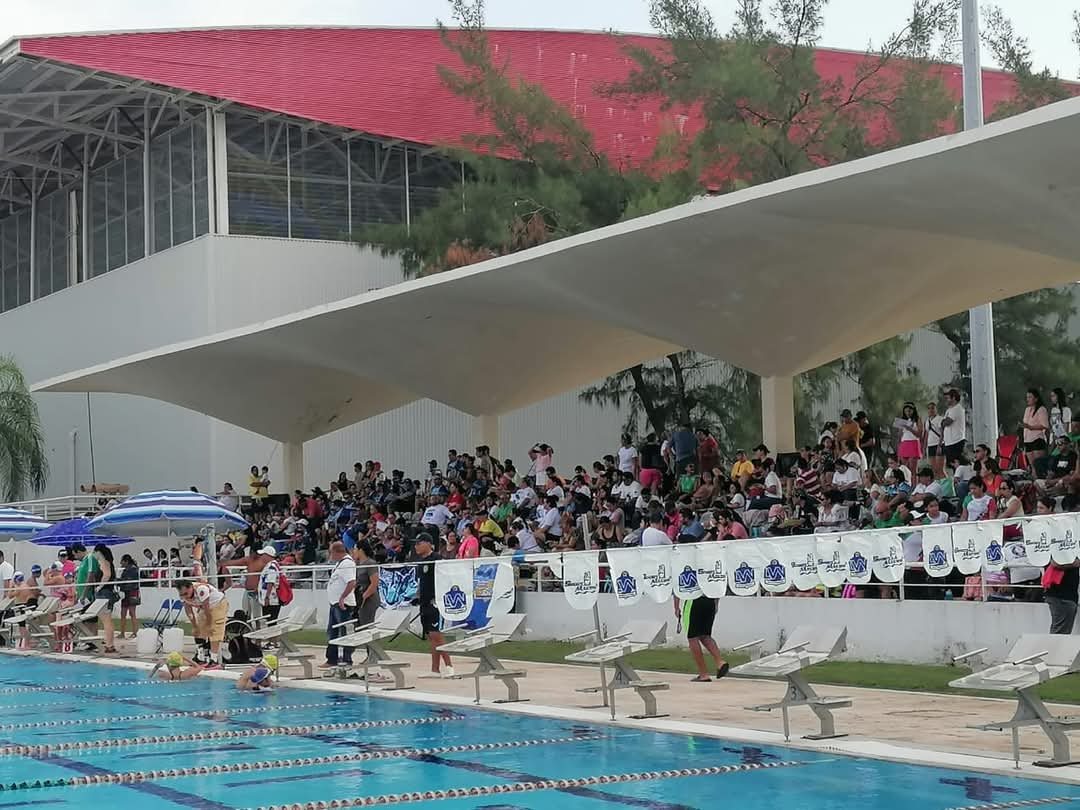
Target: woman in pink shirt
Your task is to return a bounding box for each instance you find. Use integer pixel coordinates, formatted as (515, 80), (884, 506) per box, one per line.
(457, 525), (480, 559)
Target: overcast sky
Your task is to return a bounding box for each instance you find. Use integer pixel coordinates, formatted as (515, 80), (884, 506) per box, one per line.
(3, 0), (1078, 77)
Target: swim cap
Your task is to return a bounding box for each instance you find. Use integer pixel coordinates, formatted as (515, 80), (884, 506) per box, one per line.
(251, 666), (272, 684)
(49, 562), (62, 571)
(30, 565), (41, 575)
(165, 652), (183, 669)
(262, 654), (278, 672)
(12, 572), (24, 583)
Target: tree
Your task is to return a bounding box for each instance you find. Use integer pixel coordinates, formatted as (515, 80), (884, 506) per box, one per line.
(0, 356), (48, 502)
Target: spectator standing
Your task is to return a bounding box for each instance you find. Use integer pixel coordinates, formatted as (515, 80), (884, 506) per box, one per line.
(671, 424), (697, 477)
(941, 389), (967, 467)
(0, 551), (12, 603)
(638, 433), (664, 494)
(320, 541), (357, 671)
(1021, 388), (1051, 474)
(896, 402), (923, 479)
(217, 483), (239, 513)
(256, 546), (282, 626)
(676, 590), (729, 682)
(924, 401), (945, 478)
(117, 554), (140, 639)
(617, 434), (640, 477)
(696, 429), (719, 478)
(835, 410), (861, 452)
(353, 540), (380, 627)
(856, 411), (877, 469)
(1051, 389), (1073, 441)
(412, 534), (453, 677)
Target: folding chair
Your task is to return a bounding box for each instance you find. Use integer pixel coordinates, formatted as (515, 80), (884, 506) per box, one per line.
(3, 597), (61, 649)
(333, 609), (414, 691)
(438, 614), (527, 704)
(565, 619), (669, 720)
(244, 604), (317, 677)
(50, 599), (110, 648)
(731, 625), (851, 741)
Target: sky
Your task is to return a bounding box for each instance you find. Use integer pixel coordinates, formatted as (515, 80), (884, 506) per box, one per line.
(1, 0), (1078, 77)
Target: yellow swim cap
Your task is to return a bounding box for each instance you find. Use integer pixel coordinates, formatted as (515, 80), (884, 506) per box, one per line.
(262, 654), (278, 671)
(165, 652), (183, 669)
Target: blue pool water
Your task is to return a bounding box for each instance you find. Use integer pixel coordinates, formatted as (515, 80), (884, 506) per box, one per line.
(0, 658), (1077, 809)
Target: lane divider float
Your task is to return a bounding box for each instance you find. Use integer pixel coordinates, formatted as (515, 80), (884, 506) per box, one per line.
(0, 714), (464, 757)
(0, 734), (600, 792)
(0, 702), (336, 730)
(949, 799), (1078, 810)
(0, 691), (207, 710)
(246, 760), (810, 809)
(0, 680), (176, 695)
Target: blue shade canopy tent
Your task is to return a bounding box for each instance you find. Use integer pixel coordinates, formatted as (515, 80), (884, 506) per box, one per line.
(30, 517), (132, 547)
(0, 507), (50, 540)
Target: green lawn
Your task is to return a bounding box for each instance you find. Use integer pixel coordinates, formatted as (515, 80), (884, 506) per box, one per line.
(280, 629), (1080, 704)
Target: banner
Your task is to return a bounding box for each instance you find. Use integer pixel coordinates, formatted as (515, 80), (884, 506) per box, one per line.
(1051, 515), (1080, 566)
(921, 525), (954, 578)
(816, 535), (847, 589)
(639, 546), (675, 603)
(727, 541), (760, 597)
(1023, 518), (1054, 568)
(757, 541), (791, 594)
(562, 550), (600, 611)
(452, 561), (516, 629)
(696, 542), (727, 597)
(841, 533), (874, 586)
(671, 545), (702, 601)
(982, 528), (1007, 573)
(605, 547), (644, 607)
(951, 523), (988, 576)
(785, 536), (821, 591)
(871, 532), (905, 583)
(435, 559), (475, 622)
(378, 564), (418, 609)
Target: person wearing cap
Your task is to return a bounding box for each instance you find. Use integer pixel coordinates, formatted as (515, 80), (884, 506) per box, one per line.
(10, 571), (36, 649)
(237, 654), (278, 691)
(410, 533), (453, 678)
(150, 652), (203, 681)
(256, 546), (282, 629)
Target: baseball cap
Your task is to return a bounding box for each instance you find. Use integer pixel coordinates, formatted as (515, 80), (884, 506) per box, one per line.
(257, 546), (277, 557)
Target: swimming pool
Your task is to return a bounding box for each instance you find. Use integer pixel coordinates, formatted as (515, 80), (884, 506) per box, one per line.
(0, 657), (1077, 810)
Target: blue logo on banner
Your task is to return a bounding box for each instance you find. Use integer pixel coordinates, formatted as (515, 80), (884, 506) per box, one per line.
(616, 570), (637, 597)
(678, 566), (699, 591)
(848, 552), (868, 576)
(927, 545), (947, 569)
(378, 565), (418, 609)
(733, 562), (755, 588)
(443, 585), (468, 614)
(985, 540), (1003, 565)
(763, 559), (786, 586)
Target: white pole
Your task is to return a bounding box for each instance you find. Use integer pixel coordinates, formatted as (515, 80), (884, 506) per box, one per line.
(962, 0), (999, 447)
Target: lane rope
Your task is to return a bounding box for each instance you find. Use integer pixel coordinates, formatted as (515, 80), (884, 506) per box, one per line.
(0, 680), (176, 695)
(949, 799), (1078, 810)
(0, 692), (206, 710)
(0, 702), (337, 730)
(0, 734), (601, 792)
(245, 760), (811, 809)
(0, 714), (465, 757)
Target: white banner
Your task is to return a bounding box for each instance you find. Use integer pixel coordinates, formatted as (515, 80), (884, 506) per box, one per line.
(921, 525), (954, 578)
(696, 542), (728, 597)
(951, 523), (988, 576)
(1024, 518), (1054, 568)
(639, 546), (675, 603)
(816, 535), (847, 589)
(435, 559), (475, 621)
(841, 533), (874, 586)
(1051, 515), (1080, 566)
(758, 541), (791, 594)
(605, 547), (644, 607)
(672, 545), (703, 600)
(727, 541), (760, 597)
(872, 532), (906, 583)
(786, 536), (821, 591)
(486, 561), (517, 617)
(562, 551), (600, 611)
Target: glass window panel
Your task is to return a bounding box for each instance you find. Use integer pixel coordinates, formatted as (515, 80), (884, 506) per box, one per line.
(226, 113), (289, 237)
(290, 128), (348, 240)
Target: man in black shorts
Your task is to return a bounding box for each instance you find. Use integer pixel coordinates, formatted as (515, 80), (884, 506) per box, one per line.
(675, 589), (729, 683)
(411, 534), (453, 678)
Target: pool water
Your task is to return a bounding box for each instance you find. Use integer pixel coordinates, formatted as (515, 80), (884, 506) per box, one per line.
(0, 657), (1077, 810)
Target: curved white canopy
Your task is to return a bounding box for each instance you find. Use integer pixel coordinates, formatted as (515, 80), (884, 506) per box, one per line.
(34, 96), (1080, 443)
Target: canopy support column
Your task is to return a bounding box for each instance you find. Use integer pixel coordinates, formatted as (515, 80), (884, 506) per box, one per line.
(283, 441), (305, 493)
(471, 414), (500, 460)
(761, 376), (796, 453)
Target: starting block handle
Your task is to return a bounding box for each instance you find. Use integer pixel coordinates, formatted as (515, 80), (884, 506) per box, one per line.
(568, 630), (598, 642)
(1013, 650), (1049, 666)
(733, 638), (766, 652)
(953, 647), (988, 663)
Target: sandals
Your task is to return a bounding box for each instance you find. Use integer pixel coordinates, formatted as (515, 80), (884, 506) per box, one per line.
(103, 646), (118, 654)
(691, 675), (711, 682)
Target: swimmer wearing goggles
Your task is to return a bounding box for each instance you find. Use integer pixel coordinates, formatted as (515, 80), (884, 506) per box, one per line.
(237, 654), (278, 691)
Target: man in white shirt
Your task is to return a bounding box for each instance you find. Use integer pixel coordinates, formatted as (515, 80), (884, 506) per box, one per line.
(420, 497), (454, 531)
(321, 541), (356, 670)
(534, 496), (563, 547)
(216, 483), (239, 513)
(611, 472), (642, 504)
(941, 388), (967, 465)
(0, 551), (12, 601)
(510, 480), (538, 510)
(256, 546), (282, 625)
(641, 511), (672, 546)
(830, 458), (862, 499)
(616, 435), (640, 475)
(909, 468), (943, 510)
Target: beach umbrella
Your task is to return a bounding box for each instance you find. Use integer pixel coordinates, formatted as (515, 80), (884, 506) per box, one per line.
(0, 506), (50, 539)
(29, 517), (132, 547)
(86, 490), (247, 537)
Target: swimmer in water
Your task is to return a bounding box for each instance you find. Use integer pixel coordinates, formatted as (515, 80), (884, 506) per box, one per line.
(237, 654), (278, 691)
(149, 652), (203, 681)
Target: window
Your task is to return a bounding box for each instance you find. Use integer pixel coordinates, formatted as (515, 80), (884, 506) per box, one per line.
(150, 116), (210, 253)
(0, 209), (31, 312)
(33, 187), (70, 298)
(88, 147), (144, 278)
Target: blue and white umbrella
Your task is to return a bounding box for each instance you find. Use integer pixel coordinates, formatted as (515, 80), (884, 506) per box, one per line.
(86, 490), (247, 537)
(0, 506), (50, 539)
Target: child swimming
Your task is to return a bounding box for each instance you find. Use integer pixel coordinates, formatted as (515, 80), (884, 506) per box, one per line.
(237, 654), (278, 691)
(149, 652), (203, 681)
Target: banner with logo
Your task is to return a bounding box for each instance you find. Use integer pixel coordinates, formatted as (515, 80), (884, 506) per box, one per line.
(816, 535), (847, 589)
(562, 550), (600, 611)
(671, 545), (703, 600)
(871, 532), (906, 583)
(378, 564), (418, 609)
(981, 527), (1007, 573)
(695, 542), (727, 597)
(639, 546), (675, 603)
(784, 536), (820, 591)
(605, 547), (644, 607)
(1023, 518), (1054, 568)
(727, 541), (760, 597)
(435, 559), (475, 622)
(1050, 515), (1080, 566)
(840, 533), (873, 586)
(453, 562), (516, 629)
(951, 523), (988, 576)
(921, 525), (954, 578)
(756, 541), (790, 594)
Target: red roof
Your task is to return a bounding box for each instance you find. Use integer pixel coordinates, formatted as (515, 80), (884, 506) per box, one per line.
(19, 27), (1024, 165)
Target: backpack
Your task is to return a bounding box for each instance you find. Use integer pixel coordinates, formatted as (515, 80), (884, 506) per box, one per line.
(276, 567), (294, 605)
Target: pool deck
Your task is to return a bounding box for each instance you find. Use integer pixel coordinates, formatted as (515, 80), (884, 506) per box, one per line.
(16, 639), (1080, 786)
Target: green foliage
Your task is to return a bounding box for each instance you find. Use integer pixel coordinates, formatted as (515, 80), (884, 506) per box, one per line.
(840, 337), (932, 448)
(0, 356), (48, 502)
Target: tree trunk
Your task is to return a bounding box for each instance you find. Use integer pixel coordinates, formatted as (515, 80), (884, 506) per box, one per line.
(629, 364), (666, 436)
(667, 353), (692, 425)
